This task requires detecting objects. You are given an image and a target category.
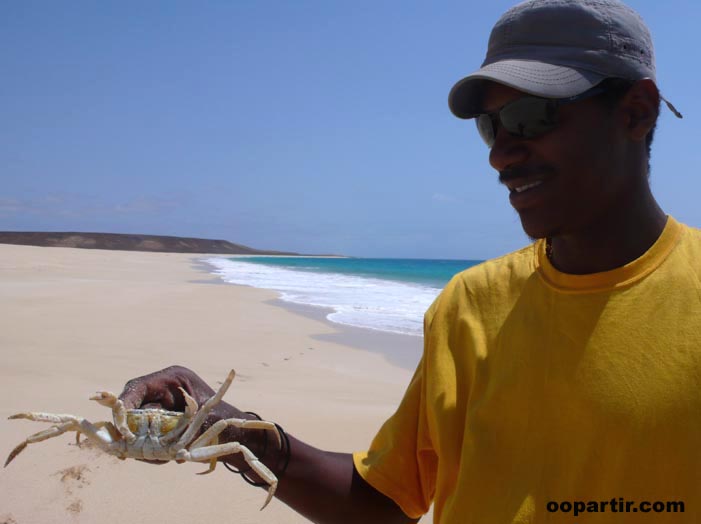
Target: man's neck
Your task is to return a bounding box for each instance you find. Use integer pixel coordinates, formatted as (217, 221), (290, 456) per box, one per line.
(548, 187), (667, 275)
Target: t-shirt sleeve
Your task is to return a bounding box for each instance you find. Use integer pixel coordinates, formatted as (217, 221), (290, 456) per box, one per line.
(353, 312), (438, 519)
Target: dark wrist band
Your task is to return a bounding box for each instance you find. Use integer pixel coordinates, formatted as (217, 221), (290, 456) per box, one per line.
(239, 422), (291, 487)
(222, 411), (291, 488)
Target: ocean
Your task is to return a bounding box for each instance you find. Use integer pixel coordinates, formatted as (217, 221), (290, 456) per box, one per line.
(204, 256), (483, 337)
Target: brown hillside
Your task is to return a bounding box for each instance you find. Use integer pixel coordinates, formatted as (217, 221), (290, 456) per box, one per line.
(0, 232), (299, 255)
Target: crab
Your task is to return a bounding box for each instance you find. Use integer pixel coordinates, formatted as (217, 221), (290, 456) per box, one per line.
(4, 369), (281, 509)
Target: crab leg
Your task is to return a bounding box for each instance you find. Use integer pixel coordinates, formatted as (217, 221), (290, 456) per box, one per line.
(176, 442), (278, 510)
(159, 387), (199, 446)
(8, 412), (81, 424)
(5, 413), (118, 463)
(77, 419), (125, 456)
(175, 369), (236, 448)
(5, 415), (81, 467)
(190, 418), (281, 452)
(89, 391), (136, 443)
(75, 421), (121, 447)
(182, 417), (281, 475)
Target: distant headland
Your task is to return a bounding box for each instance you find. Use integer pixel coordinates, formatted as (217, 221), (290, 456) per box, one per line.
(0, 231), (302, 255)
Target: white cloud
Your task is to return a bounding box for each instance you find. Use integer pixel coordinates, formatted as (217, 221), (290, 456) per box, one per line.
(432, 193), (461, 204)
(114, 196), (179, 214)
(0, 193), (179, 219)
(0, 198), (24, 215)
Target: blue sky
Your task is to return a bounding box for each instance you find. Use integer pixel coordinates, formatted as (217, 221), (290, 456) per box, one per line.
(2, 1), (699, 259)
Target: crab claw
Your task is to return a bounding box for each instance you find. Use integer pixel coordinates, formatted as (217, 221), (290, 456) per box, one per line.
(261, 484), (276, 511)
(89, 391), (119, 408)
(4, 441), (28, 467)
(196, 458), (218, 475)
(178, 387), (198, 417)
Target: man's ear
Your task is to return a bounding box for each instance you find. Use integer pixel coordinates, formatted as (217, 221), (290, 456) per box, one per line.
(618, 78), (660, 142)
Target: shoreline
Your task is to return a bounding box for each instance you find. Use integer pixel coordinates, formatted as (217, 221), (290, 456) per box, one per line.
(0, 244), (431, 523)
(200, 254), (436, 341)
(222, 253), (350, 259)
(268, 298), (424, 371)
(194, 256), (424, 371)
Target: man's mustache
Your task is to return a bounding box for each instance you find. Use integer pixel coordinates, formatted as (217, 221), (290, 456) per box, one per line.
(499, 165), (555, 185)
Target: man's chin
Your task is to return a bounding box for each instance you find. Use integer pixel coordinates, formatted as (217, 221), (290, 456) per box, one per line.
(515, 204), (564, 240)
(519, 219), (553, 243)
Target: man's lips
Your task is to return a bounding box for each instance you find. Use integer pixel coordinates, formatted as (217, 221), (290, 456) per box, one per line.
(503, 177), (546, 194)
(500, 166), (554, 187)
(500, 167), (555, 208)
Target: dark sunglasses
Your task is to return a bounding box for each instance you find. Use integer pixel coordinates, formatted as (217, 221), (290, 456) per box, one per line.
(476, 85), (607, 147)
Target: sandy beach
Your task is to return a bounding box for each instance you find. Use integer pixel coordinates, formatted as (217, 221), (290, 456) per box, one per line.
(0, 244), (431, 523)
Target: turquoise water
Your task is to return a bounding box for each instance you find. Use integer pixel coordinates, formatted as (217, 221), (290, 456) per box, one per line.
(240, 257), (482, 289)
(206, 256), (483, 336)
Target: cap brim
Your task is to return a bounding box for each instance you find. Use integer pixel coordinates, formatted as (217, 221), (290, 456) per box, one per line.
(448, 60), (606, 119)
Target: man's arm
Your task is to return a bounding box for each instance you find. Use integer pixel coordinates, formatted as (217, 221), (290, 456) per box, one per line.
(119, 365), (418, 524)
(262, 439), (418, 524)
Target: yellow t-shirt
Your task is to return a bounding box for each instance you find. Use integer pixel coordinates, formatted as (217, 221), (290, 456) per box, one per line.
(354, 216), (701, 523)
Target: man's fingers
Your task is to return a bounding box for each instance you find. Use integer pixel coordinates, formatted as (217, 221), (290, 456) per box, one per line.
(117, 366), (213, 411)
(118, 378), (149, 409)
(117, 374), (185, 410)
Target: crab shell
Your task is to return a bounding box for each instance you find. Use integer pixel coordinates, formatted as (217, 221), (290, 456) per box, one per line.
(125, 408), (185, 437)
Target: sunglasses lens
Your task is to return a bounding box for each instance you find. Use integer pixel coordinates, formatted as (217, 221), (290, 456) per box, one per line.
(476, 114), (496, 147)
(476, 97), (559, 147)
(500, 97), (557, 138)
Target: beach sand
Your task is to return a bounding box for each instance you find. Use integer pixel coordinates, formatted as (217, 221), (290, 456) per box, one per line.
(0, 244), (432, 523)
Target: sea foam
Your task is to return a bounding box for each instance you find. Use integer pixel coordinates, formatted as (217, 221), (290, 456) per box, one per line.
(204, 257), (443, 336)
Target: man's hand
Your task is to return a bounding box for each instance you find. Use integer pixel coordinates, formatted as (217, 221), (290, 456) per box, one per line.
(118, 365), (416, 523)
(118, 365), (258, 467)
(120, 365), (214, 410)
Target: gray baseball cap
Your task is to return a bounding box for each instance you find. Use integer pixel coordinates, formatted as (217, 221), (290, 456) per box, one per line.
(448, 0), (680, 119)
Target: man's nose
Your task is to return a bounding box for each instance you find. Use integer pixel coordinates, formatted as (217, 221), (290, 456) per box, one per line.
(488, 127), (530, 172)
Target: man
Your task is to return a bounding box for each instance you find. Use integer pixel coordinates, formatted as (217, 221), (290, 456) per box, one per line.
(119, 0), (700, 522)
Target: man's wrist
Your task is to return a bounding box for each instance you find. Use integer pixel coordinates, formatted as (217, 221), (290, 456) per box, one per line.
(218, 411), (268, 469)
(235, 419), (291, 486)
